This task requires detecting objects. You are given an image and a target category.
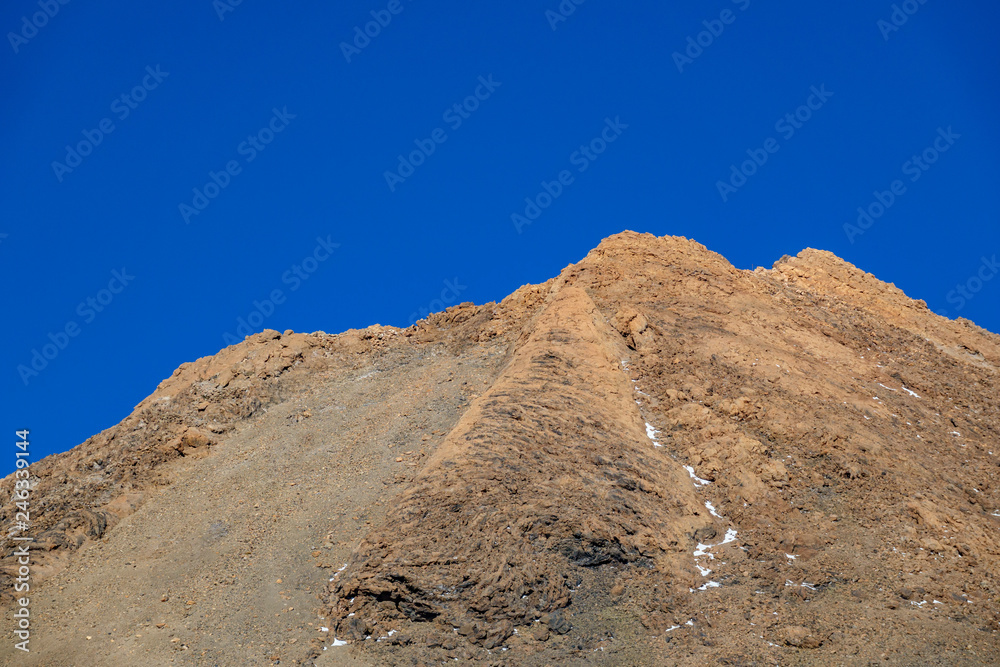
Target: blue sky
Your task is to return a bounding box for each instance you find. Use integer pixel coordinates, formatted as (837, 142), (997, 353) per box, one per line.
(2, 0), (998, 473)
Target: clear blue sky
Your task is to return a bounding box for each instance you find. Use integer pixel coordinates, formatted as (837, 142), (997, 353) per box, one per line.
(2, 1), (998, 473)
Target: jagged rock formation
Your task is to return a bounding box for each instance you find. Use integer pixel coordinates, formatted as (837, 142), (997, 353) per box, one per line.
(329, 286), (708, 650)
(2, 232), (999, 666)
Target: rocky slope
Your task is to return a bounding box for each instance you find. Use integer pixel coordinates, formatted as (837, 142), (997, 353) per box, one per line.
(2, 232), (999, 666)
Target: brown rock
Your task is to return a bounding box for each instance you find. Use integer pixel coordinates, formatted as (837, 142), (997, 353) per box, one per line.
(531, 624), (550, 642)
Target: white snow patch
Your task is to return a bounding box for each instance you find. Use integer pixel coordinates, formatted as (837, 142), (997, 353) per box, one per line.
(645, 423), (663, 448)
(691, 528), (738, 588)
(684, 465), (711, 487)
(878, 383), (897, 392)
(330, 638), (348, 647)
(693, 544), (714, 559)
(320, 627), (329, 632)
(696, 581), (721, 591)
(902, 386), (921, 398)
(705, 501), (722, 518)
(785, 554), (798, 560)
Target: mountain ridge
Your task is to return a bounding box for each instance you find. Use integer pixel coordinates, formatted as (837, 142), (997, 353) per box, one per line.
(3, 231), (999, 665)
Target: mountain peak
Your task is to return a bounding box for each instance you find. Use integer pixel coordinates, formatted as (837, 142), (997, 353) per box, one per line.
(3, 233), (999, 665)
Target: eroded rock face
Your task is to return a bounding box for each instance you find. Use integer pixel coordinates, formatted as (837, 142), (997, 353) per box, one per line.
(329, 287), (709, 651)
(3, 232), (1000, 666)
(322, 233), (1000, 664)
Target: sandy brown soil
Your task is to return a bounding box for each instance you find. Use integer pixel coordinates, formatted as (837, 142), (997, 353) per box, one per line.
(2, 232), (999, 666)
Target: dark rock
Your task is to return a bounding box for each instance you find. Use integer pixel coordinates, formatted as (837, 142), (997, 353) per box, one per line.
(693, 526), (718, 543)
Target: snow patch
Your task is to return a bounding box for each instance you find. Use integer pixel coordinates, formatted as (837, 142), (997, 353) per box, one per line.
(684, 465), (711, 487)
(691, 529), (738, 590)
(645, 423), (663, 448)
(693, 544), (714, 559)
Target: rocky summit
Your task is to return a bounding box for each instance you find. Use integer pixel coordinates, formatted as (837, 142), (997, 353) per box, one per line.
(2, 231), (999, 666)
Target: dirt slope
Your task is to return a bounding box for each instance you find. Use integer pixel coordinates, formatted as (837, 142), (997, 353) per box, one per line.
(3, 232), (999, 666)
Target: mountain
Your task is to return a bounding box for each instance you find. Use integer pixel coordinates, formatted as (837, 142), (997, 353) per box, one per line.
(3, 232), (999, 666)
